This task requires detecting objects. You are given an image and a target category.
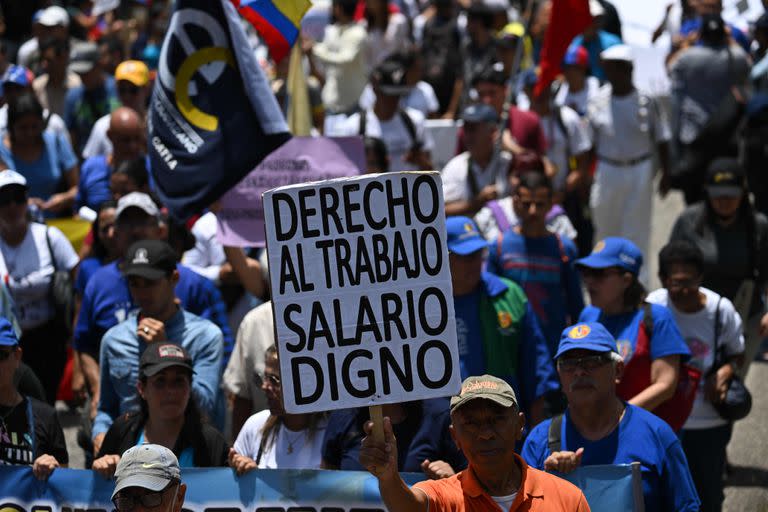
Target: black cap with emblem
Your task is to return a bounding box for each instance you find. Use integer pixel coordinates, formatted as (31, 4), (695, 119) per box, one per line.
(122, 239), (177, 280)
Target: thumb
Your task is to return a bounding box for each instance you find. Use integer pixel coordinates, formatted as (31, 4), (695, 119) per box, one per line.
(421, 459), (431, 470)
(575, 447), (584, 462)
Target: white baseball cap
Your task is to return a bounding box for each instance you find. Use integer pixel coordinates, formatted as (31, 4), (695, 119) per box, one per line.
(116, 192), (160, 220)
(0, 170), (28, 190)
(600, 44), (633, 63)
(38, 6), (69, 27)
(589, 0), (605, 17)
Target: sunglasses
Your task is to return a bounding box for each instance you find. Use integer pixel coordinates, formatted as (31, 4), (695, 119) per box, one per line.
(118, 84), (141, 96)
(113, 481), (178, 512)
(0, 348), (18, 361)
(255, 372), (281, 388)
(557, 354), (611, 372)
(0, 187), (27, 206)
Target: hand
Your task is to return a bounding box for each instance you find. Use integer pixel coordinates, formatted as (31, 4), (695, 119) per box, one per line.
(300, 35), (315, 54)
(403, 149), (432, 170)
(92, 454), (120, 479)
(420, 459), (455, 480)
(228, 448), (257, 475)
(42, 192), (72, 213)
(28, 197), (45, 209)
(543, 448), (584, 473)
(92, 432), (106, 456)
(477, 185), (498, 204)
(501, 130), (524, 155)
(359, 417), (399, 482)
(89, 392), (100, 421)
(219, 263), (238, 285)
(565, 171), (588, 195)
(137, 317), (168, 344)
(759, 312), (768, 337)
(32, 454), (60, 480)
(71, 367), (87, 406)
(705, 363), (734, 404)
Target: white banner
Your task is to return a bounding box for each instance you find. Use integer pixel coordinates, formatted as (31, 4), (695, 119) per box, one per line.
(263, 172), (461, 413)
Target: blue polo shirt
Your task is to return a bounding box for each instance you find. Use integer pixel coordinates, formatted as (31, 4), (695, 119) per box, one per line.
(73, 260), (234, 363)
(487, 232), (584, 356)
(577, 304), (690, 364)
(453, 271), (558, 412)
(521, 404), (700, 511)
(77, 155), (112, 211)
(321, 398), (466, 473)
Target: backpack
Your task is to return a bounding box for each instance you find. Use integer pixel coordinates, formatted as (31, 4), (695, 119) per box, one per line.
(420, 16), (462, 110)
(359, 109), (422, 153)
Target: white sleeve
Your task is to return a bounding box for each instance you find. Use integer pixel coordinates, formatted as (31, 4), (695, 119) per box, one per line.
(441, 155), (468, 203)
(652, 97), (672, 143)
(48, 226), (80, 271)
(421, 82), (440, 114)
(564, 108), (592, 155)
(222, 316), (254, 398)
(233, 413), (267, 458)
(720, 298), (746, 357)
(411, 109), (434, 152)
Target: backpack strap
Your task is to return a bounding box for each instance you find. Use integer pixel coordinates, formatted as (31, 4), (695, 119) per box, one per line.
(642, 301), (654, 338)
(359, 110), (367, 137)
(44, 226), (59, 272)
(552, 232), (569, 264)
(547, 414), (563, 455)
(398, 108), (422, 153)
(487, 200), (511, 234)
(713, 296), (724, 367)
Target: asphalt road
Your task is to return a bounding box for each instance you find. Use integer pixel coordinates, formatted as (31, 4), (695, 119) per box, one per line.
(57, 186), (768, 508)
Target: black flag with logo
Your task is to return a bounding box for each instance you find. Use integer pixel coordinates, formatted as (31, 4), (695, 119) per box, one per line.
(148, 0), (290, 220)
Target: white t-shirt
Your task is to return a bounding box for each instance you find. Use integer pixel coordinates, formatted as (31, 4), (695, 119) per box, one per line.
(338, 108), (433, 172)
(233, 409), (328, 469)
(646, 287), (745, 430)
(0, 223), (79, 329)
(365, 12), (411, 70)
(222, 301), (275, 413)
(441, 151), (512, 204)
(81, 114), (112, 159)
(540, 106), (592, 191)
(359, 81), (440, 117)
(492, 492), (518, 510)
(182, 212), (225, 284)
(587, 86), (671, 161)
(474, 196), (578, 242)
(554, 76), (601, 117)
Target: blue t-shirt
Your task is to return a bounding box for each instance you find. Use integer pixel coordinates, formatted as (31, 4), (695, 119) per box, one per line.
(578, 304), (690, 364)
(679, 19), (750, 53)
(521, 404), (700, 512)
(488, 232), (584, 356)
(63, 79), (119, 155)
(74, 261), (234, 363)
(568, 31), (622, 80)
(74, 256), (106, 296)
(321, 398), (466, 473)
(0, 131), (77, 203)
(77, 155), (112, 211)
(454, 287), (485, 380)
(453, 272), (559, 412)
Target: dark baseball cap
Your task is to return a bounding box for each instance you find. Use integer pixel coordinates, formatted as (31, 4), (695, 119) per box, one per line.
(122, 240), (177, 280)
(372, 54), (411, 96)
(461, 103), (499, 124)
(140, 343), (194, 378)
(450, 374), (518, 413)
(706, 158), (746, 198)
(471, 62), (507, 87)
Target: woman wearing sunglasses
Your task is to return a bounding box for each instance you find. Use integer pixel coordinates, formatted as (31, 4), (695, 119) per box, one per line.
(576, 237), (692, 430)
(0, 169), (79, 405)
(92, 343), (229, 478)
(229, 344), (328, 472)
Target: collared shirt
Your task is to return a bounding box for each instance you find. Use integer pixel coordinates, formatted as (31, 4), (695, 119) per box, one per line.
(93, 308), (223, 437)
(414, 453), (590, 511)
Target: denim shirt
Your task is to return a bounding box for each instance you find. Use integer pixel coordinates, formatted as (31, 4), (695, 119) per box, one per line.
(93, 308), (223, 437)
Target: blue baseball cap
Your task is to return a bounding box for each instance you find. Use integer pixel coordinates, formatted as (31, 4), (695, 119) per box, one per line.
(446, 216), (488, 255)
(2, 65), (32, 87)
(575, 237), (643, 275)
(554, 322), (618, 360)
(0, 317), (19, 347)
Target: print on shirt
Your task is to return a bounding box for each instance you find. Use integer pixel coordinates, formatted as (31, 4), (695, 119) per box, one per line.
(0, 415), (33, 465)
(685, 337), (711, 372)
(617, 339), (634, 363)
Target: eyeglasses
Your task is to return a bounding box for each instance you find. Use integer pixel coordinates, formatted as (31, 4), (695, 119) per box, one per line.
(0, 348), (18, 361)
(579, 267), (624, 280)
(112, 481), (178, 512)
(557, 354), (611, 372)
(118, 84), (141, 96)
(0, 187), (27, 206)
(255, 372), (281, 388)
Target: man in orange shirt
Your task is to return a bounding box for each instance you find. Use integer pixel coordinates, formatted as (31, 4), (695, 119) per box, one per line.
(359, 375), (590, 511)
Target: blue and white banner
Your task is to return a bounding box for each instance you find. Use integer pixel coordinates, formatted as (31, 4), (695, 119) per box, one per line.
(0, 464), (642, 511)
(148, 0), (290, 220)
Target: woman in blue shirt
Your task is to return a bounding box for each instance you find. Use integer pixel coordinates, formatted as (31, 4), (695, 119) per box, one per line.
(0, 93), (78, 217)
(576, 237), (691, 423)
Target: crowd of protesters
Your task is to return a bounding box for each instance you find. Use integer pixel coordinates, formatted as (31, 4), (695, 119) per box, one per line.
(0, 0), (767, 511)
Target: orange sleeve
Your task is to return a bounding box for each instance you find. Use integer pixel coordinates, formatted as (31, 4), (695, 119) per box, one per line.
(413, 479), (459, 512)
(576, 491), (591, 512)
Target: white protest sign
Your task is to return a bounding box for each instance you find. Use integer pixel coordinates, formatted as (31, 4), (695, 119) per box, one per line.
(263, 172), (461, 414)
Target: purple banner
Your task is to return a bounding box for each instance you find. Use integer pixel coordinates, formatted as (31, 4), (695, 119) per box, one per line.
(216, 136), (364, 246)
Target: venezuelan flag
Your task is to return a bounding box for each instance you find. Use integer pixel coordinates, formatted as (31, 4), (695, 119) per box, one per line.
(231, 0), (311, 62)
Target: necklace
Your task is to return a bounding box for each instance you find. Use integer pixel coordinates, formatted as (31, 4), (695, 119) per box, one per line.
(283, 428), (306, 454)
